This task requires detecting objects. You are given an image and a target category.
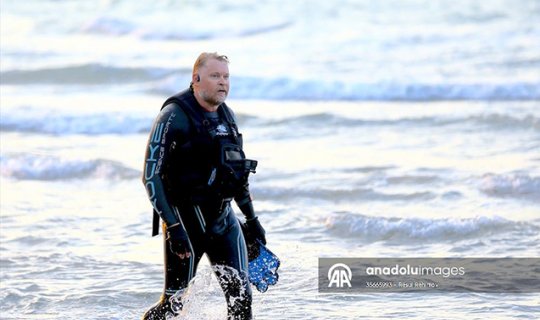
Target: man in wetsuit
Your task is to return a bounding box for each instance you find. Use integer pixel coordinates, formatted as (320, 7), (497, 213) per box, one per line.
(142, 52), (266, 319)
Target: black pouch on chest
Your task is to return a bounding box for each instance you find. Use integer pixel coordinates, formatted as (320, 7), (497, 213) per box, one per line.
(221, 143), (257, 181)
(209, 135), (258, 197)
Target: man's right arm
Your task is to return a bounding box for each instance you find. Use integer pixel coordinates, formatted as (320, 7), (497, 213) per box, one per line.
(142, 104), (195, 260)
(142, 103), (187, 227)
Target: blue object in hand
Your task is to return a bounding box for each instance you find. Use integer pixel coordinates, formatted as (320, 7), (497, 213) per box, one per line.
(241, 220), (280, 292)
(247, 239), (280, 293)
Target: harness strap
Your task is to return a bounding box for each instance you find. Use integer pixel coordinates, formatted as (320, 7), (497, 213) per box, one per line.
(218, 104), (240, 142)
(152, 210), (160, 237)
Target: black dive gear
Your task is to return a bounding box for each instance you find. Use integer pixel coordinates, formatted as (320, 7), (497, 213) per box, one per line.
(160, 90), (258, 205)
(142, 89), (259, 320)
(245, 217), (266, 245)
(142, 293), (182, 320)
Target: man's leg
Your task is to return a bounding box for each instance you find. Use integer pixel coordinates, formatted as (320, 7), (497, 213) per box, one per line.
(143, 220), (203, 320)
(207, 212), (252, 320)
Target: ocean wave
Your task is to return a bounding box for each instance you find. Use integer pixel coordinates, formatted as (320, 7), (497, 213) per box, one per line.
(257, 112), (540, 132)
(157, 75), (540, 101)
(81, 13), (292, 40)
(262, 112), (441, 128)
(3, 106), (537, 137)
(2, 62), (538, 101)
(233, 78), (540, 101)
(81, 16), (137, 36)
(256, 186), (437, 203)
(0, 109), (152, 135)
(0, 63), (175, 85)
(324, 213), (539, 243)
(480, 173), (540, 203)
(470, 113), (540, 131)
(0, 153), (140, 181)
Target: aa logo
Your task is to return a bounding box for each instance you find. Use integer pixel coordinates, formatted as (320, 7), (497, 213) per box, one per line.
(328, 263), (352, 288)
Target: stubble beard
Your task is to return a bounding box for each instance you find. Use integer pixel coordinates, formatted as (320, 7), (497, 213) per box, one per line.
(199, 89), (227, 108)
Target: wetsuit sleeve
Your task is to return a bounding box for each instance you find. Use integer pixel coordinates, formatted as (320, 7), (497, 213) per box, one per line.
(142, 103), (190, 228)
(235, 185), (256, 220)
(227, 108), (258, 220)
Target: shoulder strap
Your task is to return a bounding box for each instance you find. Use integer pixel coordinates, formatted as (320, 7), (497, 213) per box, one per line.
(162, 90), (240, 141)
(218, 103), (241, 143)
(163, 90), (209, 134)
(152, 210), (160, 237)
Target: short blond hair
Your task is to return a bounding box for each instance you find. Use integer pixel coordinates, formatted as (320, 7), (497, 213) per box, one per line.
(193, 52), (229, 76)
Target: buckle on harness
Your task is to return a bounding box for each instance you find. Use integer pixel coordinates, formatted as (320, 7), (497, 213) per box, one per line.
(219, 197), (233, 214)
(244, 159), (258, 173)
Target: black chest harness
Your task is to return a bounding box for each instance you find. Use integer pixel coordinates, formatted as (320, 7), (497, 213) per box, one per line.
(163, 90), (257, 202)
(152, 90), (257, 236)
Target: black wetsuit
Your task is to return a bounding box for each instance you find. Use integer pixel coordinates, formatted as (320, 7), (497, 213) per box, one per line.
(142, 89), (259, 319)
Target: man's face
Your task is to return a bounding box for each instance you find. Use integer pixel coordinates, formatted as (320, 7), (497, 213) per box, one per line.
(195, 59), (230, 108)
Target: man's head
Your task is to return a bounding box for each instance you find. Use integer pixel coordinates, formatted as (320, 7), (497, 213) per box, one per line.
(191, 52), (230, 112)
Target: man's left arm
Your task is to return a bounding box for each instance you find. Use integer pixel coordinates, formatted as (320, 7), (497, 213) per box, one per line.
(235, 184), (266, 245)
(227, 106), (267, 244)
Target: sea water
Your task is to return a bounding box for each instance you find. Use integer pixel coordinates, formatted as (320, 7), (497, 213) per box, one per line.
(1, 0), (539, 319)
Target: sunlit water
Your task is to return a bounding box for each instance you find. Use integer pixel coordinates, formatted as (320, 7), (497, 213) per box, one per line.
(1, 0), (539, 319)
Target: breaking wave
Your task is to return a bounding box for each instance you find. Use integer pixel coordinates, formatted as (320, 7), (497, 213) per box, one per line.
(256, 186), (437, 203)
(4, 105), (537, 136)
(324, 213), (539, 243)
(82, 15), (292, 40)
(0, 153), (140, 180)
(3, 64), (539, 101)
(0, 109), (152, 135)
(257, 112), (540, 131)
(0, 63), (175, 85)
(480, 172), (540, 203)
(227, 77), (540, 101)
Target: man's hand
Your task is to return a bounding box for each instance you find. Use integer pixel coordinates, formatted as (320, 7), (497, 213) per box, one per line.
(245, 216), (266, 245)
(166, 224), (192, 259)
